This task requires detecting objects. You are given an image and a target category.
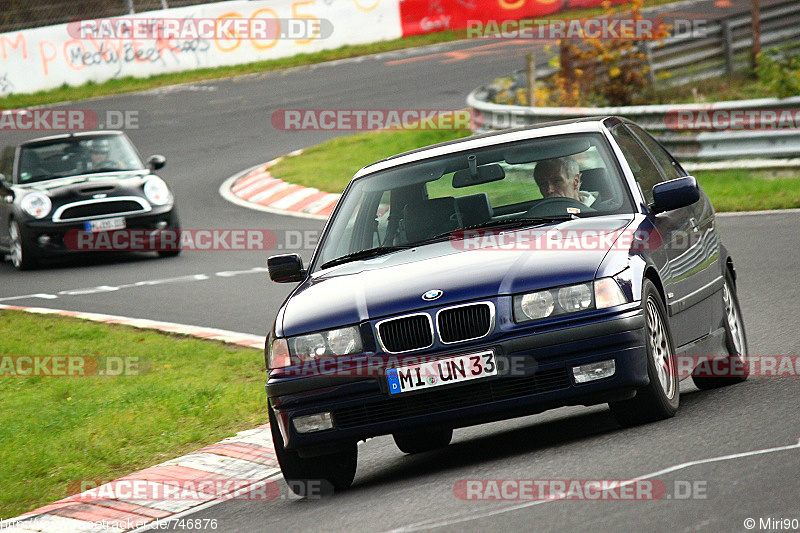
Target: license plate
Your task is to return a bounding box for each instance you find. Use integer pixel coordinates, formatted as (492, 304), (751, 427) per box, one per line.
(84, 217), (126, 232)
(387, 350), (497, 395)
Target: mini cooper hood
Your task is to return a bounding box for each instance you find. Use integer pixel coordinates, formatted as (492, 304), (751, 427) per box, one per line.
(279, 216), (635, 336)
(18, 171), (150, 196)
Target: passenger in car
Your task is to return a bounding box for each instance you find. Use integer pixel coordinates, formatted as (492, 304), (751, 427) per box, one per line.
(533, 157), (598, 207)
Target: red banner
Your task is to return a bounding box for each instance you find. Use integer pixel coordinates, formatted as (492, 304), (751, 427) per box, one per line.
(399, 0), (626, 37)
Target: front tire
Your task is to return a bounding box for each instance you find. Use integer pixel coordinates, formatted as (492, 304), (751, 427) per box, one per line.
(269, 406), (357, 497)
(692, 272), (748, 390)
(609, 279), (679, 427)
(393, 428), (453, 454)
(9, 220), (37, 271)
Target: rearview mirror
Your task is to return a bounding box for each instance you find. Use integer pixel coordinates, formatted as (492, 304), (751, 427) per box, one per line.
(268, 254), (305, 283)
(651, 176), (700, 214)
(147, 155), (166, 171)
(452, 155), (505, 188)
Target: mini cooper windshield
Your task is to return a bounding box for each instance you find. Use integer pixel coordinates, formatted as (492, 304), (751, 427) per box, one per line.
(314, 133), (634, 272)
(17, 134), (146, 183)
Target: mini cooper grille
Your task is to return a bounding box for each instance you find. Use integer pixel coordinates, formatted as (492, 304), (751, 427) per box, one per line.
(438, 304), (492, 343)
(333, 368), (570, 429)
(59, 200), (145, 221)
(377, 315), (433, 353)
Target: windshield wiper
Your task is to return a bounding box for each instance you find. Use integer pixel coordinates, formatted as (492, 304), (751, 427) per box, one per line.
(423, 215), (578, 242)
(320, 245), (412, 270)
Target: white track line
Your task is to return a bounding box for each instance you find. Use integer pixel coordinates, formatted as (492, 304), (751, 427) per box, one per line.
(385, 437), (800, 532)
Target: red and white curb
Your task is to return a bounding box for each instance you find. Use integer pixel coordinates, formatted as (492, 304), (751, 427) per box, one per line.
(219, 150), (340, 220)
(0, 305), (279, 533)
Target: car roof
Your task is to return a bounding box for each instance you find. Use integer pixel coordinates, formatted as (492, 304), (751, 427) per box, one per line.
(19, 130), (125, 148)
(352, 116), (625, 179)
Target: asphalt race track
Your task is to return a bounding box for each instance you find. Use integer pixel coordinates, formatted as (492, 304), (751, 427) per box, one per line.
(2, 0), (799, 530)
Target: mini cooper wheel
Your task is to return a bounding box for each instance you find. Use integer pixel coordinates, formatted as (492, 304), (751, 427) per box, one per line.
(393, 428), (453, 454)
(269, 406), (357, 497)
(9, 220), (37, 271)
(610, 279), (679, 427)
(692, 272), (749, 390)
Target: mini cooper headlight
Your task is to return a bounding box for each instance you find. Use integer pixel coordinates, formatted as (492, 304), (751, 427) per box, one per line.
(143, 176), (172, 206)
(20, 192), (52, 219)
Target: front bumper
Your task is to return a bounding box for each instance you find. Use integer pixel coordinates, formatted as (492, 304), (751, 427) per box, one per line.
(18, 206), (179, 258)
(267, 309), (647, 454)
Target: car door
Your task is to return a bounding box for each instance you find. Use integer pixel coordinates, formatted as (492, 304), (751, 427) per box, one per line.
(609, 123), (708, 348)
(627, 124), (722, 346)
(0, 146), (15, 250)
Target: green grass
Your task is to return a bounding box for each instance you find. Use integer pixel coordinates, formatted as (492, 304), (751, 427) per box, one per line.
(0, 0), (687, 109)
(270, 127), (800, 211)
(0, 310), (265, 518)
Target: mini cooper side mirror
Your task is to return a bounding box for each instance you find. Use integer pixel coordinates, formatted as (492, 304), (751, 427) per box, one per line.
(268, 254), (305, 283)
(650, 176), (700, 214)
(146, 154), (167, 171)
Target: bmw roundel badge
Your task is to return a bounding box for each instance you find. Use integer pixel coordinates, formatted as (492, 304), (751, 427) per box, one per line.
(422, 289), (443, 301)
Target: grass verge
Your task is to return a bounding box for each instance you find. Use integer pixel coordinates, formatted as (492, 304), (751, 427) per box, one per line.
(0, 310), (265, 518)
(269, 127), (800, 211)
(0, 0), (686, 109)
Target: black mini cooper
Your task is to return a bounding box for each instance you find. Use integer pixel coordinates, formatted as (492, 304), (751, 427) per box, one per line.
(0, 131), (179, 270)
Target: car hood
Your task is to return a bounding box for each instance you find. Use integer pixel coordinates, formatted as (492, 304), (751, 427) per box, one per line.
(15, 171), (151, 198)
(278, 216), (635, 336)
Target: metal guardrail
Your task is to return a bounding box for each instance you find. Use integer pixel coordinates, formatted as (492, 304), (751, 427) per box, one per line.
(466, 94), (800, 160)
(468, 1), (800, 162)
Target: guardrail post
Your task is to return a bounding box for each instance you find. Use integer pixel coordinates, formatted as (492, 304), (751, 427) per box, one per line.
(526, 52), (536, 107)
(125, 0), (135, 15)
(721, 20), (735, 74)
(641, 41), (656, 86)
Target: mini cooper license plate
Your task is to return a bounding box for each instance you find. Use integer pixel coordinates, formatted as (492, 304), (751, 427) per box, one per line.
(387, 350), (497, 395)
(84, 217), (126, 232)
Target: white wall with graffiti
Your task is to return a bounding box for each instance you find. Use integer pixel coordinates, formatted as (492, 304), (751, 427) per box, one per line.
(0, 0), (402, 96)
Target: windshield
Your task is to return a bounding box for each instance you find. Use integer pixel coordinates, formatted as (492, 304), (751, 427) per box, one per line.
(312, 133), (634, 273)
(17, 134), (145, 183)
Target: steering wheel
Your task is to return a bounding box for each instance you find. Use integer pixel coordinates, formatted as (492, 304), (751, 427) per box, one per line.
(524, 197), (594, 217)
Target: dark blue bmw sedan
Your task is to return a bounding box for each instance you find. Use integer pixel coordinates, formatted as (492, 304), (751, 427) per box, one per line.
(265, 117), (748, 495)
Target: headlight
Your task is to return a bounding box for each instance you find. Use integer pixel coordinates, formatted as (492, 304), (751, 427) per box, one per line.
(20, 192), (52, 219)
(267, 326), (364, 369)
(144, 177), (172, 206)
(514, 278), (628, 323)
(290, 326), (363, 360)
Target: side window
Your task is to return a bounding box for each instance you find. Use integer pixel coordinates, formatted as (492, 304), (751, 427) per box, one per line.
(610, 124), (663, 204)
(627, 124), (684, 181)
(0, 146), (14, 180)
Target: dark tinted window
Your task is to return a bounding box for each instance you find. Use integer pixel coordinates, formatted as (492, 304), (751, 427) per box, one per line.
(0, 146), (14, 179)
(610, 124), (663, 204)
(627, 124), (684, 181)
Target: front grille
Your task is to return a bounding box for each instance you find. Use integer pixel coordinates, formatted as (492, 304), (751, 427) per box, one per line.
(438, 303), (492, 343)
(55, 199), (148, 222)
(377, 314), (433, 353)
(333, 368), (570, 429)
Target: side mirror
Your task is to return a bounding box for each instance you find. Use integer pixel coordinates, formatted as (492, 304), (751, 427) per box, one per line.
(268, 254), (305, 283)
(650, 176), (700, 214)
(0, 173), (8, 187)
(146, 155), (166, 171)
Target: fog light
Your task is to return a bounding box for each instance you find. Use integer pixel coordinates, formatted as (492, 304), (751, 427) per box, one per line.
(155, 221), (169, 229)
(293, 412), (333, 434)
(37, 235), (51, 245)
(572, 359), (616, 384)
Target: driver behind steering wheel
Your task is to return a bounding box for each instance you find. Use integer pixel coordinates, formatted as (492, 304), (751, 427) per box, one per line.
(533, 157), (597, 207)
(85, 139), (120, 171)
